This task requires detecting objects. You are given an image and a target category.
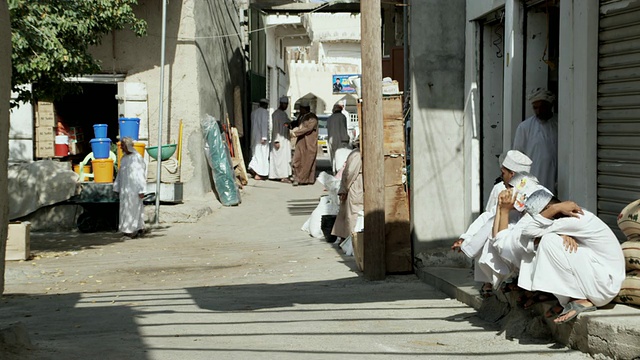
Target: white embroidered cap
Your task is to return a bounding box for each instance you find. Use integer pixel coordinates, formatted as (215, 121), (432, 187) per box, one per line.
(524, 187), (554, 215)
(528, 88), (556, 104)
(502, 150), (532, 173)
(279, 96), (289, 104)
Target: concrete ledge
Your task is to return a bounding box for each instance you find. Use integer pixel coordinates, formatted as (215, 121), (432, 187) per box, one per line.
(415, 265), (640, 359)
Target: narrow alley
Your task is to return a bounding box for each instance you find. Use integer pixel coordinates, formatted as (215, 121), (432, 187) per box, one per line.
(0, 162), (590, 359)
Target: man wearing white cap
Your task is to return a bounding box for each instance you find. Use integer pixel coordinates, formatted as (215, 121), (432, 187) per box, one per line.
(269, 96), (292, 182)
(513, 88), (558, 193)
(452, 150), (532, 296)
(248, 98), (270, 180)
(514, 189), (625, 324)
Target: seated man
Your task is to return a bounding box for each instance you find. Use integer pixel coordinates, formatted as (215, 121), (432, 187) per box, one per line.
(517, 189), (625, 323)
(452, 150), (532, 296)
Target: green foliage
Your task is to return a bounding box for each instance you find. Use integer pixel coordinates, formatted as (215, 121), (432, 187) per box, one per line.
(9, 0), (147, 104)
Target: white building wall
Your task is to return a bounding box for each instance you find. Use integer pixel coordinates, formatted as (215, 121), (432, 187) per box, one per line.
(463, 0), (598, 211)
(557, 0), (599, 211)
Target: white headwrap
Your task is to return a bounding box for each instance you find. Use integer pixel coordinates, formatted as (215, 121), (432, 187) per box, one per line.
(279, 96), (289, 104)
(259, 98), (269, 104)
(524, 187), (554, 215)
(528, 88), (555, 104)
(502, 150), (532, 173)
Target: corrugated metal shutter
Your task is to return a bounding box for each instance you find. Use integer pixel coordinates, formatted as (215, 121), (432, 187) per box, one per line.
(598, 0), (640, 240)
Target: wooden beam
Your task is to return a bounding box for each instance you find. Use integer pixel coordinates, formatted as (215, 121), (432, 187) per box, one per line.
(361, 0), (386, 280)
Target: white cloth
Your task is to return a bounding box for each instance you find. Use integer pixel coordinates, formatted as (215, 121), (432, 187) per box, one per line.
(269, 109), (292, 179)
(476, 208), (523, 288)
(517, 210), (625, 306)
(326, 112), (351, 173)
(513, 114), (558, 193)
(249, 107), (270, 176)
(113, 152), (146, 234)
(459, 182), (505, 257)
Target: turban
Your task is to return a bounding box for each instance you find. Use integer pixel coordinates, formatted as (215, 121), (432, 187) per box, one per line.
(279, 96), (289, 104)
(528, 88), (555, 104)
(524, 187), (554, 215)
(300, 100), (310, 108)
(259, 98), (269, 104)
(502, 150), (532, 173)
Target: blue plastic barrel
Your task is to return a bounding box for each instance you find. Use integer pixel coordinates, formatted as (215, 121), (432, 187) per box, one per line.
(93, 124), (107, 138)
(90, 138), (112, 159)
(119, 117), (140, 140)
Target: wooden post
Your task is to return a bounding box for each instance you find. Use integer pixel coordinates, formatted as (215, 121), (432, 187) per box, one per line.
(361, 0), (386, 280)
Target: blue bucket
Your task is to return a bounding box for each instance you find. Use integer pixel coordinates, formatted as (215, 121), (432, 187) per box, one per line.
(119, 117), (140, 141)
(93, 124), (107, 138)
(90, 138), (112, 159)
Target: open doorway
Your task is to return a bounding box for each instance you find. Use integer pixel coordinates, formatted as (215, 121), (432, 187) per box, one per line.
(54, 83), (118, 163)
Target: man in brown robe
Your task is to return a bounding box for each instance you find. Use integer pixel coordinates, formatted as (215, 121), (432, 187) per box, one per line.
(290, 102), (318, 185)
(331, 144), (363, 239)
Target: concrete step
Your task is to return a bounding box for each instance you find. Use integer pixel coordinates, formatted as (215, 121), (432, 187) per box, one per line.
(415, 266), (640, 360)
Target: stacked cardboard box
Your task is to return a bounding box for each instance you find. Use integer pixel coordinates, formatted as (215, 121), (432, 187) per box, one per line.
(6, 222), (30, 261)
(35, 101), (56, 158)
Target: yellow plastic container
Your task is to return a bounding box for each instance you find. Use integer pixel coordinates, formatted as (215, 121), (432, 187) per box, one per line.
(117, 141), (146, 169)
(73, 164), (91, 182)
(93, 159), (114, 183)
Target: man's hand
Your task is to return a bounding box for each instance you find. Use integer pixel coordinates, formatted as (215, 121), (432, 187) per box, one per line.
(274, 142), (280, 150)
(554, 201), (584, 218)
(138, 194), (144, 199)
(561, 234), (578, 253)
(339, 193), (347, 202)
(498, 189), (515, 210)
(451, 239), (464, 253)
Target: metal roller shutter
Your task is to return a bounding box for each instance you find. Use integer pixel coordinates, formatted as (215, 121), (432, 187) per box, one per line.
(598, 0), (640, 240)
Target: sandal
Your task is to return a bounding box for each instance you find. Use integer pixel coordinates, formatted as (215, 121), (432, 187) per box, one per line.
(479, 283), (493, 298)
(521, 291), (553, 309)
(545, 303), (564, 318)
(554, 301), (597, 324)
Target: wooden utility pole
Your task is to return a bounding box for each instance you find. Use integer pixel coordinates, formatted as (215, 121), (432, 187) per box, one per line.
(361, 0), (385, 280)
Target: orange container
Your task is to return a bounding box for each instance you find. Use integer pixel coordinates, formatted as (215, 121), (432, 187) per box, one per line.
(92, 159), (114, 183)
(117, 141), (146, 168)
(73, 164), (91, 182)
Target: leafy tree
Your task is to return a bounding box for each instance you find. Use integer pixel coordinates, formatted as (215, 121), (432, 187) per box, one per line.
(9, 0), (147, 104)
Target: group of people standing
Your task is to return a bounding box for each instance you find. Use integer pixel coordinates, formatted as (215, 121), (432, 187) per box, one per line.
(453, 88), (625, 324)
(248, 96), (320, 186)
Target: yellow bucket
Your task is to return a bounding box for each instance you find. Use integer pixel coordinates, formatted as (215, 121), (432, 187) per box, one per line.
(73, 164), (91, 182)
(93, 159), (114, 183)
(117, 141), (146, 169)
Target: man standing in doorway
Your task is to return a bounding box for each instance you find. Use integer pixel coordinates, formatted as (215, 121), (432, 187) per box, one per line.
(269, 96), (292, 183)
(248, 98), (270, 180)
(513, 88), (558, 193)
(290, 101), (318, 186)
(327, 103), (350, 173)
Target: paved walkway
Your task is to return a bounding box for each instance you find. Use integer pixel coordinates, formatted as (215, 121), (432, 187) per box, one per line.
(1, 174), (590, 359)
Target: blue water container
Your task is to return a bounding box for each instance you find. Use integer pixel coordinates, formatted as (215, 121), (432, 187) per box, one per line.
(119, 117), (140, 140)
(90, 138), (112, 159)
(93, 124), (107, 138)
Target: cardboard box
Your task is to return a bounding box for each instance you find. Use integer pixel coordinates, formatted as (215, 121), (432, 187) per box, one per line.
(6, 222), (30, 261)
(35, 126), (55, 158)
(37, 101), (56, 127)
